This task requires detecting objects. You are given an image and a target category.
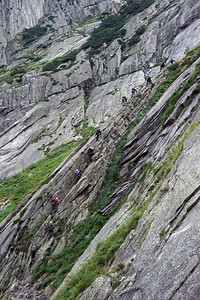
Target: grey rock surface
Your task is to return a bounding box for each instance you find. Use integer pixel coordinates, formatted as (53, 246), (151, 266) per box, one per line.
(108, 124), (200, 300)
(1, 0), (200, 181)
(0, 0), (200, 299)
(0, 0), (122, 66)
(79, 276), (112, 300)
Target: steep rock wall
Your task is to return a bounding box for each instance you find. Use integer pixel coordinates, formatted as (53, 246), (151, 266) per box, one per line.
(0, 82), (154, 299)
(56, 54), (200, 300)
(0, 50), (199, 299)
(1, 0), (200, 181)
(0, 0), (122, 66)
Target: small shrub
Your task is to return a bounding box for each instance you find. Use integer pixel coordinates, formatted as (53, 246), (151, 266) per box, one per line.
(175, 105), (184, 118)
(10, 66), (26, 77)
(81, 0), (154, 55)
(167, 62), (179, 71)
(120, 28), (126, 37)
(128, 35), (141, 46)
(191, 83), (200, 96)
(135, 25), (146, 35)
(42, 49), (79, 71)
(13, 218), (21, 224)
(21, 25), (47, 46)
(128, 25), (146, 46)
(57, 117), (64, 128)
(37, 97), (49, 103)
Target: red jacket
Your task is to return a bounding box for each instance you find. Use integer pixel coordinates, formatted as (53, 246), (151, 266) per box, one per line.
(51, 198), (59, 204)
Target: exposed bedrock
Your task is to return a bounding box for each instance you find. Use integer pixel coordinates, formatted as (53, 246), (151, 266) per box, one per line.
(0, 0), (200, 180)
(0, 1), (199, 297)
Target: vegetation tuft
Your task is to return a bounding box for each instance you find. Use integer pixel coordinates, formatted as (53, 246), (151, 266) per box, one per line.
(0, 137), (91, 223)
(81, 0), (154, 55)
(55, 203), (148, 300)
(161, 61), (200, 124)
(21, 25), (47, 46)
(42, 49), (79, 72)
(89, 133), (128, 214)
(32, 213), (109, 287)
(128, 25), (146, 46)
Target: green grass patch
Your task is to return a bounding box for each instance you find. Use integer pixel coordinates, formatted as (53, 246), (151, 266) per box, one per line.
(0, 59), (46, 86)
(161, 61), (200, 124)
(55, 203), (148, 300)
(21, 25), (47, 46)
(128, 25), (146, 46)
(57, 117), (64, 128)
(42, 49), (79, 72)
(75, 124), (96, 140)
(17, 51), (42, 62)
(0, 68), (6, 76)
(32, 213), (109, 287)
(37, 97), (49, 103)
(137, 161), (153, 182)
(154, 116), (200, 194)
(10, 66), (26, 77)
(81, 0), (154, 56)
(89, 133), (128, 214)
(77, 16), (99, 26)
(175, 105), (184, 119)
(191, 82), (200, 96)
(0, 139), (88, 223)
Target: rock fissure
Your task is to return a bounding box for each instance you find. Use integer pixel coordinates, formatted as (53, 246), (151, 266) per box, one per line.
(168, 257), (200, 300)
(169, 184), (200, 227)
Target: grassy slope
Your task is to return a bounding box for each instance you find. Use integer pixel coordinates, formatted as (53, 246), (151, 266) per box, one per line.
(0, 127), (96, 223)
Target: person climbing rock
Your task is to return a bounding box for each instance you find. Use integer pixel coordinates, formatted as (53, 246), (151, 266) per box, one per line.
(87, 147), (94, 162)
(31, 244), (37, 263)
(46, 221), (54, 239)
(75, 169), (81, 183)
(146, 76), (152, 86)
(50, 197), (60, 213)
(121, 96), (127, 105)
(95, 129), (101, 141)
(160, 62), (165, 71)
(131, 88), (137, 96)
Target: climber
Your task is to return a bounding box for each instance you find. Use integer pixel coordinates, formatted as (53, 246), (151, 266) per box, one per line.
(46, 221), (54, 239)
(146, 76), (152, 86)
(170, 59), (176, 64)
(131, 88), (137, 96)
(50, 197), (60, 213)
(75, 169), (81, 183)
(31, 244), (37, 263)
(160, 62), (165, 70)
(95, 129), (101, 141)
(87, 147), (94, 162)
(122, 96), (127, 105)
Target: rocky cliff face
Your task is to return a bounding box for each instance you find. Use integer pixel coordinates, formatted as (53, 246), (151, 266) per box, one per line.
(0, 0), (200, 299)
(1, 0), (199, 182)
(0, 0), (121, 66)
